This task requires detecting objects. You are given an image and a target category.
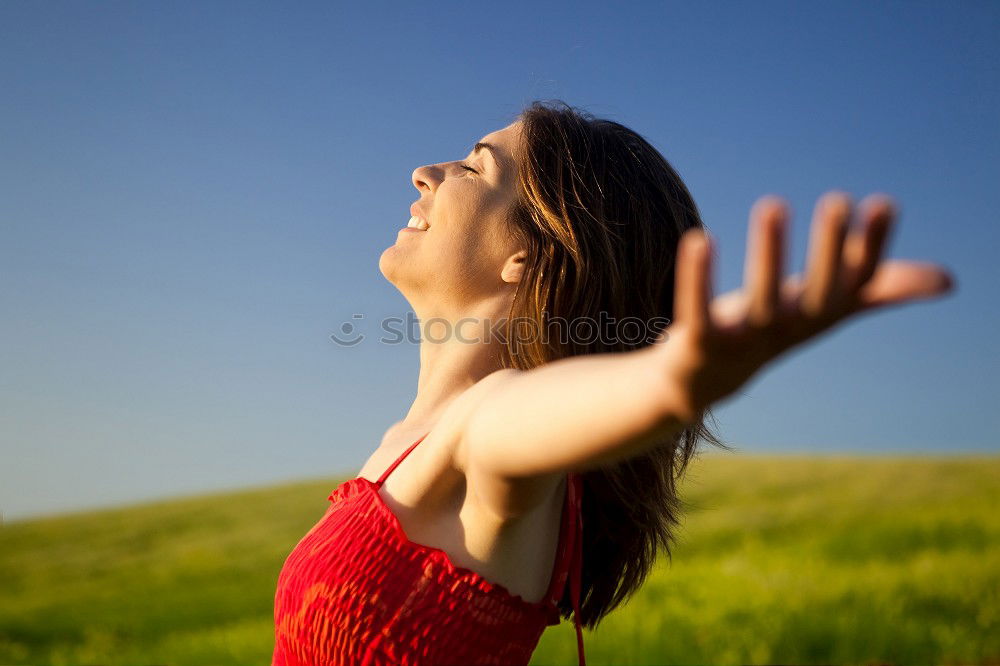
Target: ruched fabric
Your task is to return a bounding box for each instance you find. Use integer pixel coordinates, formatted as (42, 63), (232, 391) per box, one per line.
(272, 433), (586, 666)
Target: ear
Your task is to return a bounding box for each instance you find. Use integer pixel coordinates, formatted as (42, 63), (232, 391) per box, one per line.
(501, 250), (528, 284)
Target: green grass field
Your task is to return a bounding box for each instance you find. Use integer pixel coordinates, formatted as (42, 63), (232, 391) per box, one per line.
(2, 455), (998, 665)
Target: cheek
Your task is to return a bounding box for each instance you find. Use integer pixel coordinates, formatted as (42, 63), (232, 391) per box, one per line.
(434, 228), (497, 281)
(460, 213), (512, 265)
(429, 182), (516, 287)
(439, 193), (506, 263)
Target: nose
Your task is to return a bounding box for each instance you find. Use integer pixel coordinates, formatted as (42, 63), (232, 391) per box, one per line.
(411, 164), (444, 193)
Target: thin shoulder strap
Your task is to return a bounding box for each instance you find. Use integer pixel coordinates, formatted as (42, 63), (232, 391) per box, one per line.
(568, 473), (586, 666)
(544, 473), (586, 666)
(375, 433), (429, 487)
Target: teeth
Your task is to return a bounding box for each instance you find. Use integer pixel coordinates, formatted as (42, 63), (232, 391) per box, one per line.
(407, 215), (430, 230)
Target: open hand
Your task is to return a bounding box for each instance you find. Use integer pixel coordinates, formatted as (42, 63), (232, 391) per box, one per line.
(658, 191), (955, 423)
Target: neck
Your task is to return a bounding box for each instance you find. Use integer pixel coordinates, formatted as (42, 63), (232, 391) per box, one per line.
(394, 294), (513, 438)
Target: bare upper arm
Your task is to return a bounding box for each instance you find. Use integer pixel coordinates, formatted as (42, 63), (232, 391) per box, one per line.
(448, 369), (565, 522)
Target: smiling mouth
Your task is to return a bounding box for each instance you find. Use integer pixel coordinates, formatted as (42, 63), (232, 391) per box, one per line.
(406, 215), (430, 231)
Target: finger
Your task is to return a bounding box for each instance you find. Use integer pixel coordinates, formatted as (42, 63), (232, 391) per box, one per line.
(854, 260), (955, 312)
(674, 228), (713, 337)
(800, 191), (851, 317)
(842, 193), (895, 290)
(744, 196), (788, 327)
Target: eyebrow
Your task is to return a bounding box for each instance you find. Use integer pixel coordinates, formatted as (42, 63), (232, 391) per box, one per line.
(471, 141), (503, 170)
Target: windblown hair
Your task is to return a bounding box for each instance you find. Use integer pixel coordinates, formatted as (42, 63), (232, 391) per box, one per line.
(500, 100), (727, 628)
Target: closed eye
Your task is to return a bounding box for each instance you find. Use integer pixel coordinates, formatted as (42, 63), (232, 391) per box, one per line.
(460, 163), (478, 174)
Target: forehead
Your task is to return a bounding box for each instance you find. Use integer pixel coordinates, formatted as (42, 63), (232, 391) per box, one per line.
(481, 120), (522, 148)
(477, 120), (523, 170)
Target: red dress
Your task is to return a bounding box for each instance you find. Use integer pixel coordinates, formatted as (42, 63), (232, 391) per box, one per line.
(272, 433), (586, 666)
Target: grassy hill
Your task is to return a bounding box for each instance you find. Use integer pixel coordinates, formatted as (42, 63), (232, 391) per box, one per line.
(1, 455), (998, 665)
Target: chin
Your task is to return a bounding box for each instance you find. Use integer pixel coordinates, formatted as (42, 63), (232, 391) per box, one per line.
(380, 247), (434, 307)
(379, 244), (417, 290)
(378, 246), (398, 283)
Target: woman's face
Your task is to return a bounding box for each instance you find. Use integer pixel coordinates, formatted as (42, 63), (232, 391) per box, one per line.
(379, 120), (525, 315)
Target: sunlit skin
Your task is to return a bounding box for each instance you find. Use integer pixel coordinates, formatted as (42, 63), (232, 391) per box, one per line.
(363, 119), (955, 604)
(375, 121), (527, 446)
(659, 192), (955, 426)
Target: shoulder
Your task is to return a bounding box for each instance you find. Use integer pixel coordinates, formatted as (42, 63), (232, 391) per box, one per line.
(372, 369), (521, 506)
(463, 368), (522, 401)
(441, 369), (564, 522)
(431, 369), (523, 449)
(408, 369), (563, 522)
(434, 368), (521, 469)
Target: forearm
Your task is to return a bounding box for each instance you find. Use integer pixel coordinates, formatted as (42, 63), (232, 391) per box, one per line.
(464, 344), (693, 479)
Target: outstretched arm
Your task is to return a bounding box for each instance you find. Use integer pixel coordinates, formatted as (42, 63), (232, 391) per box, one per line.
(455, 192), (954, 517)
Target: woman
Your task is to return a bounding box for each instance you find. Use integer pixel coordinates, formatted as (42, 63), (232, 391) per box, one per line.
(272, 100), (953, 666)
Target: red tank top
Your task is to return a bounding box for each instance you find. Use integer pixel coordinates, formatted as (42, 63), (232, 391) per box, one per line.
(271, 433), (586, 666)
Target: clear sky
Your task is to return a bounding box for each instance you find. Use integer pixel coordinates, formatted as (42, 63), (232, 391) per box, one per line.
(2, 1), (997, 521)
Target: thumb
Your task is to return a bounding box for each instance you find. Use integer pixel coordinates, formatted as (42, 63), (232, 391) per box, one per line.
(855, 260), (955, 313)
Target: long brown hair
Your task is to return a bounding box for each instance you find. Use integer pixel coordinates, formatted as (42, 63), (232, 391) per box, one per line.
(500, 100), (728, 628)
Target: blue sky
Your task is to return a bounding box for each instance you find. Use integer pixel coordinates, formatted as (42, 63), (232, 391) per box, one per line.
(2, 1), (997, 520)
